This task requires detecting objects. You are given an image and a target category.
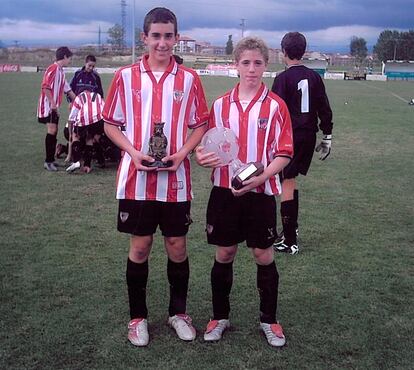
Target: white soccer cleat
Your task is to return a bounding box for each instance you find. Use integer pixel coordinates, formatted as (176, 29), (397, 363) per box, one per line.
(168, 314), (196, 341)
(128, 318), (149, 347)
(204, 319), (230, 341)
(260, 322), (286, 347)
(66, 161), (81, 173)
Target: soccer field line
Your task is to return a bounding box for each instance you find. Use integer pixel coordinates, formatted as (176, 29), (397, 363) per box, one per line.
(360, 82), (409, 103)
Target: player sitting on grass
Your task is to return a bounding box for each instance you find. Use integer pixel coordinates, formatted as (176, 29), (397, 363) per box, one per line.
(66, 87), (105, 173)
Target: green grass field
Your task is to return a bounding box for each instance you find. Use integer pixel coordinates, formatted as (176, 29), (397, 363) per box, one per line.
(0, 73), (413, 369)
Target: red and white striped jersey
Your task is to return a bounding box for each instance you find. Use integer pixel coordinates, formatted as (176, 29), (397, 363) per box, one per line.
(69, 91), (104, 126)
(103, 55), (209, 202)
(209, 83), (293, 196)
(37, 62), (71, 118)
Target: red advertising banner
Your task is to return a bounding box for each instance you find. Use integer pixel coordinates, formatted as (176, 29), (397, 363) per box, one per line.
(0, 64), (21, 72)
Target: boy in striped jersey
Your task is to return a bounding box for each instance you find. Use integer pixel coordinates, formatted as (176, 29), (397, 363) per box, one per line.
(103, 7), (209, 346)
(37, 46), (76, 171)
(195, 37), (293, 347)
(66, 87), (105, 173)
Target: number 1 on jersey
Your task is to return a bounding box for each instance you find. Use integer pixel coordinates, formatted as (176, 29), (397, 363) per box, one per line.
(298, 79), (309, 113)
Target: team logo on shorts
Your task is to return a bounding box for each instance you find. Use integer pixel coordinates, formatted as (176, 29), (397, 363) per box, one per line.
(132, 89), (141, 102)
(119, 212), (129, 223)
(267, 227), (276, 239)
(257, 118), (268, 130)
(173, 90), (184, 102)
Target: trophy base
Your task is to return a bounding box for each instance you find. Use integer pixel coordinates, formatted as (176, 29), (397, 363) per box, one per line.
(142, 159), (173, 168)
(231, 162), (264, 190)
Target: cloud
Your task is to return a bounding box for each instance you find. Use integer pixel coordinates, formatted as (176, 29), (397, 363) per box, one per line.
(1, 0), (412, 51)
(0, 19), (113, 44)
(182, 25), (388, 51)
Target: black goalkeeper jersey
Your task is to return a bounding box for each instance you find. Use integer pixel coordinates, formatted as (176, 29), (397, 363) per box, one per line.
(271, 65), (333, 135)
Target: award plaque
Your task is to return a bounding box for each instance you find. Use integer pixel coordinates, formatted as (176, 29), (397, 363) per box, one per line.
(201, 127), (264, 190)
(142, 122), (173, 168)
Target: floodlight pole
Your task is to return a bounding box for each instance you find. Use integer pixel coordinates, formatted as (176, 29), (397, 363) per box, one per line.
(132, 0), (136, 63)
(393, 41), (397, 61)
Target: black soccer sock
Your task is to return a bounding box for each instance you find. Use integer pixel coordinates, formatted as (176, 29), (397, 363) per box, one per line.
(293, 189), (299, 230)
(93, 142), (105, 166)
(257, 261), (279, 324)
(281, 199), (297, 246)
(211, 259), (233, 320)
(126, 258), (149, 319)
(83, 145), (93, 167)
(45, 133), (57, 163)
(71, 141), (82, 163)
(167, 258), (189, 316)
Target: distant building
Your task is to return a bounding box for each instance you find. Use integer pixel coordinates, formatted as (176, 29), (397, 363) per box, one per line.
(269, 48), (284, 64)
(328, 53), (355, 67)
(176, 36), (196, 54)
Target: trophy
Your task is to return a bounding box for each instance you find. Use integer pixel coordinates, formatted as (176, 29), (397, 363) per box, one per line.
(142, 122), (173, 168)
(200, 127), (264, 190)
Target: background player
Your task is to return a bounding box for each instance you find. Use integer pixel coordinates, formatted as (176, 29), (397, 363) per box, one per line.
(195, 37), (293, 347)
(103, 7), (209, 347)
(271, 32), (333, 255)
(66, 88), (105, 174)
(37, 46), (76, 171)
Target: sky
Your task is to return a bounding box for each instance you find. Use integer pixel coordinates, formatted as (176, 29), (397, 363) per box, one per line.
(0, 0), (412, 53)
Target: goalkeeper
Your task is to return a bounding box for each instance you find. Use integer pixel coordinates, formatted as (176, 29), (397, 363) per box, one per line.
(271, 32), (333, 255)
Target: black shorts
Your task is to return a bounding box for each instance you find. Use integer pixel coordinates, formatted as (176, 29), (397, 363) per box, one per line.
(281, 132), (316, 180)
(73, 120), (104, 140)
(206, 187), (277, 249)
(117, 199), (192, 237)
(38, 110), (59, 125)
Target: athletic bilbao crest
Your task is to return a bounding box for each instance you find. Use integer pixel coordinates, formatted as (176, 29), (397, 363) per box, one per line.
(132, 89), (141, 102)
(257, 118), (268, 130)
(173, 90), (184, 102)
(119, 212), (129, 223)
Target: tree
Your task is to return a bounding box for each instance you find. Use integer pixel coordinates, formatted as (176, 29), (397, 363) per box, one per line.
(373, 29), (414, 62)
(226, 35), (233, 55)
(107, 24), (124, 51)
(350, 36), (367, 67)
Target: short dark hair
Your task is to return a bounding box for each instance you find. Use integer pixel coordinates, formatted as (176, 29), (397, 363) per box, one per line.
(85, 55), (96, 63)
(281, 32), (306, 60)
(56, 46), (73, 61)
(143, 7), (178, 35)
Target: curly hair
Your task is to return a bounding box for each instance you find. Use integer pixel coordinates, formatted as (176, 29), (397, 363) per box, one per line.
(233, 37), (269, 64)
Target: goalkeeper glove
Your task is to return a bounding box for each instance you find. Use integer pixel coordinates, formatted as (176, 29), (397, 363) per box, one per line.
(315, 134), (332, 160)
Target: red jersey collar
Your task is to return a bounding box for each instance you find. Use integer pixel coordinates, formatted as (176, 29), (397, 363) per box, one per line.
(230, 82), (268, 103)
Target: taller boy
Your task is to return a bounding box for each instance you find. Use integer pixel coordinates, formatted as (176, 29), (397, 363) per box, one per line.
(271, 32), (333, 254)
(103, 8), (209, 346)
